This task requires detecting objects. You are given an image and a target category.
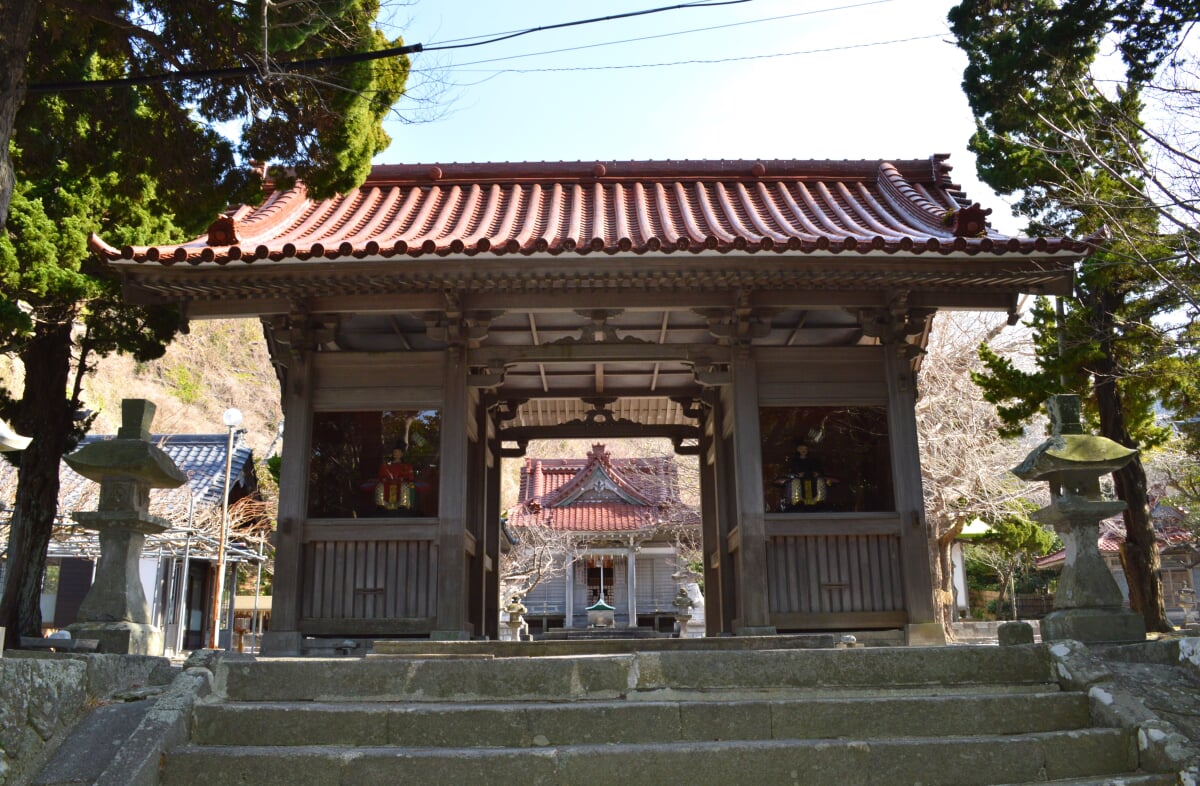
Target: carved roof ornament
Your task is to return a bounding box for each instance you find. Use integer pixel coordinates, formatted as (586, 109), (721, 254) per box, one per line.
(946, 203), (992, 238)
(206, 214), (241, 246)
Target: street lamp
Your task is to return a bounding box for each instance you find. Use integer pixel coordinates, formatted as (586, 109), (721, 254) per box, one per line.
(208, 407), (242, 650)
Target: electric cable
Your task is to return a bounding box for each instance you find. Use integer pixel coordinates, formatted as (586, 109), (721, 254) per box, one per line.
(25, 0), (751, 94)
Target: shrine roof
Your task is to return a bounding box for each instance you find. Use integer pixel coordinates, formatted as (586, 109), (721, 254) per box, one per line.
(509, 444), (696, 534)
(89, 157), (1089, 270)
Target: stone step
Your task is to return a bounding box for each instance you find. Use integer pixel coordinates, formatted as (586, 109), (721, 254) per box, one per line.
(999, 776), (1177, 786)
(216, 644), (1058, 702)
(163, 728), (1138, 786)
(370, 629), (905, 656)
(193, 692), (1091, 748)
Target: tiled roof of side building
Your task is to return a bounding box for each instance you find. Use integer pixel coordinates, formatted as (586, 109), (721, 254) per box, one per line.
(89, 157), (1091, 266)
(0, 433), (255, 522)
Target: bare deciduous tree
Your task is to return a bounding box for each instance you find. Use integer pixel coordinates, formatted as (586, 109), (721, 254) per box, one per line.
(917, 311), (1048, 634)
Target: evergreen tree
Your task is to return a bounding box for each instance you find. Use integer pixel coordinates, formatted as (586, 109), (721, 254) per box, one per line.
(0, 0), (409, 641)
(965, 508), (1057, 621)
(950, 0), (1199, 631)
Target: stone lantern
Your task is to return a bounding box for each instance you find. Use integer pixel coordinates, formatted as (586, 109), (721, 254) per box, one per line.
(1012, 395), (1145, 644)
(504, 595), (528, 641)
(64, 399), (187, 654)
(672, 586), (694, 637)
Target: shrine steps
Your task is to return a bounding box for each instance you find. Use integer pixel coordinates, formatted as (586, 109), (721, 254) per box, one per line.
(161, 644), (1175, 786)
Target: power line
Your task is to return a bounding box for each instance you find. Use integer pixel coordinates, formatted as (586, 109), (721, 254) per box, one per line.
(429, 0), (898, 71)
(431, 32), (947, 75)
(25, 0), (751, 94)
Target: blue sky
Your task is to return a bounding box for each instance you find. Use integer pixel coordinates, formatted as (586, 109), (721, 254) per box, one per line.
(375, 0), (1022, 233)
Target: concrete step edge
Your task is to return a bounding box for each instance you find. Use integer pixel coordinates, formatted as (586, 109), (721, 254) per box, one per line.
(192, 691), (1094, 748)
(217, 645), (1059, 701)
(174, 727), (1135, 756)
(165, 729), (1139, 786)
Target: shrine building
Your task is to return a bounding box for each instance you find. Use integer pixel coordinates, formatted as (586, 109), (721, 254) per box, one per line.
(507, 443), (702, 635)
(90, 157), (1081, 653)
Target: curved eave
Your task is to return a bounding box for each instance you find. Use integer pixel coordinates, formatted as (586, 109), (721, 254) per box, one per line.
(97, 244), (1078, 307)
(91, 232), (1089, 267)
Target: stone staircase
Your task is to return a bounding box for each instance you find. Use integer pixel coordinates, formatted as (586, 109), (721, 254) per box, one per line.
(163, 643), (1175, 785)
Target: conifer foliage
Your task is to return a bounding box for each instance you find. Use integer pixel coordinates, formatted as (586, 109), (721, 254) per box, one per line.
(0, 0), (409, 641)
(949, 0), (1199, 631)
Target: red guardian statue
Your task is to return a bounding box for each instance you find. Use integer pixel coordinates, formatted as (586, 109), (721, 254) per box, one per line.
(375, 441), (416, 514)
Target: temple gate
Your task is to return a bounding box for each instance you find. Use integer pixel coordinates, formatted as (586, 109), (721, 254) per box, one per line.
(92, 157), (1081, 652)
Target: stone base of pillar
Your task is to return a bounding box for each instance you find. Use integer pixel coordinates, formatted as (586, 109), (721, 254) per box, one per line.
(904, 622), (947, 646)
(1040, 607), (1146, 645)
(260, 630), (303, 656)
(68, 621), (162, 655)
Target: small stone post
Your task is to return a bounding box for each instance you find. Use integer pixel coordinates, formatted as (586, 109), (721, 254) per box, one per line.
(672, 586), (694, 638)
(1012, 395), (1146, 644)
(64, 400), (187, 654)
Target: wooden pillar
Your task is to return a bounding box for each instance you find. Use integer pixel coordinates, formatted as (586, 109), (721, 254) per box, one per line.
(698, 406), (724, 636)
(884, 342), (943, 645)
(727, 352), (774, 635)
(483, 423), (502, 641)
(626, 547), (637, 628)
(260, 348), (313, 656)
(564, 561), (575, 628)
(465, 393), (487, 638)
(435, 348), (470, 638)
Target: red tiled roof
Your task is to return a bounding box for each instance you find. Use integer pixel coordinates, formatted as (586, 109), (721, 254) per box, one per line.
(511, 502), (661, 533)
(89, 157), (1090, 266)
(509, 444), (695, 533)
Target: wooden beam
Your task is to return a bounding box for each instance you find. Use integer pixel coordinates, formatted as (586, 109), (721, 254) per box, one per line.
(468, 342), (730, 367)
(165, 284), (1032, 321)
(764, 515), (903, 537)
(500, 424), (699, 441)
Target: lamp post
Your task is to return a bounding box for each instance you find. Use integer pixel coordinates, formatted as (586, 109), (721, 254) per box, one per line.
(208, 407), (242, 650)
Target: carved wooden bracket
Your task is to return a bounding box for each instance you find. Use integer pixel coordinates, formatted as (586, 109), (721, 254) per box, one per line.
(267, 304), (338, 395)
(696, 293), (773, 346)
(421, 295), (498, 349)
(854, 297), (933, 346)
(551, 310), (647, 345)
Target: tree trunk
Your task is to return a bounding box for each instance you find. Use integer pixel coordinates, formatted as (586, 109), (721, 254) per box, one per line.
(0, 0), (39, 229)
(1092, 289), (1172, 632)
(0, 315), (73, 644)
(934, 520), (965, 638)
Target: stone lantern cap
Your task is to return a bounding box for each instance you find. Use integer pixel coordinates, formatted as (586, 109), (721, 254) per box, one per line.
(64, 399), (187, 488)
(1011, 395), (1136, 482)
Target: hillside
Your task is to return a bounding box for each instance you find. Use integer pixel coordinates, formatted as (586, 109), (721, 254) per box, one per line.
(82, 319), (283, 456)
